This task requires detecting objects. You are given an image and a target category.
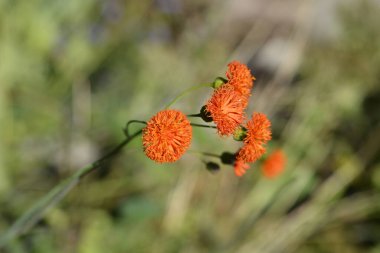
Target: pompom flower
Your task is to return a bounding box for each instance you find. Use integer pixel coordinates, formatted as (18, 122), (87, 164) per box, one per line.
(143, 110), (192, 163)
(244, 112), (272, 145)
(237, 142), (266, 163)
(205, 85), (246, 136)
(262, 150), (286, 179)
(236, 112), (272, 163)
(226, 61), (255, 97)
(234, 157), (250, 177)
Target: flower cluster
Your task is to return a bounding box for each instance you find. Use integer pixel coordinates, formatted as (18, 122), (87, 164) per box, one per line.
(203, 61), (272, 176)
(205, 61), (254, 135)
(139, 60), (282, 178)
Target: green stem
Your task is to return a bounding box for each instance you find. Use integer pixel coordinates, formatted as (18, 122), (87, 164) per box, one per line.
(187, 113), (202, 118)
(190, 123), (217, 129)
(124, 120), (146, 137)
(0, 129), (143, 248)
(165, 83), (212, 109)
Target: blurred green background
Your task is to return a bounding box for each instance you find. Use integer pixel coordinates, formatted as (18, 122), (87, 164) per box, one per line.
(1, 0), (380, 252)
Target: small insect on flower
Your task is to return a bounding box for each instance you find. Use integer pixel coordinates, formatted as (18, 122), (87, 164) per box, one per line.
(226, 61), (255, 97)
(262, 149), (286, 179)
(205, 85), (246, 136)
(143, 110), (192, 163)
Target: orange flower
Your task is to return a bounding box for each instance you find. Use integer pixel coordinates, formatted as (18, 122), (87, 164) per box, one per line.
(206, 85), (246, 136)
(262, 150), (286, 179)
(237, 142), (266, 163)
(226, 61), (255, 97)
(244, 112), (272, 145)
(143, 110), (192, 163)
(236, 112), (271, 163)
(234, 157), (250, 177)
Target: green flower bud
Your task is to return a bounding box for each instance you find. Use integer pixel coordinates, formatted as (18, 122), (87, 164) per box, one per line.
(212, 77), (228, 89)
(233, 126), (247, 141)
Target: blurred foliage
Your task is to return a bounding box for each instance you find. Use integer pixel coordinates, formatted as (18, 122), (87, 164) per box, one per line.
(0, 0), (380, 252)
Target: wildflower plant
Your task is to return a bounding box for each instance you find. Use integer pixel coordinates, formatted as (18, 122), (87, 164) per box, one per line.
(124, 60), (273, 177)
(0, 60), (276, 246)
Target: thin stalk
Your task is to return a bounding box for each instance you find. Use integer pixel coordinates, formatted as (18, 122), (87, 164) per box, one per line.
(190, 123), (217, 129)
(124, 120), (146, 137)
(187, 113), (202, 118)
(0, 129), (143, 248)
(165, 83), (212, 109)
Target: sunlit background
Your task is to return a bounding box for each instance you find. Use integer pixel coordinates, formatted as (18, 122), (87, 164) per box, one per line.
(1, 0), (380, 252)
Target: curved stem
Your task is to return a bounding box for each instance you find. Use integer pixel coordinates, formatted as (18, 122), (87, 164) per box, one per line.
(165, 83), (212, 109)
(0, 129), (143, 248)
(124, 120), (146, 137)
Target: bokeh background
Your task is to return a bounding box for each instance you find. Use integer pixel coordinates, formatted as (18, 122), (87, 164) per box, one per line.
(1, 0), (380, 252)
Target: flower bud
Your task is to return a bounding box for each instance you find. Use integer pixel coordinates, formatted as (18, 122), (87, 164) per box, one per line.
(212, 77), (228, 89)
(221, 152), (235, 165)
(199, 105), (213, 122)
(233, 126), (247, 141)
(205, 161), (220, 173)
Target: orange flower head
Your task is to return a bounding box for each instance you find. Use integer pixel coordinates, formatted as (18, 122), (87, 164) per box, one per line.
(234, 157), (250, 177)
(244, 113), (272, 145)
(237, 141), (266, 163)
(206, 85), (246, 136)
(143, 110), (192, 163)
(262, 150), (286, 179)
(235, 113), (271, 163)
(226, 61), (255, 97)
